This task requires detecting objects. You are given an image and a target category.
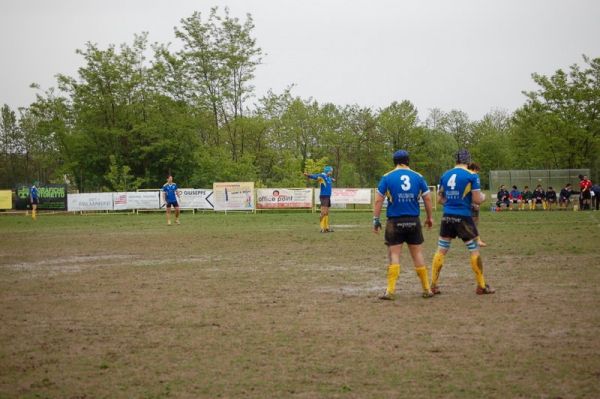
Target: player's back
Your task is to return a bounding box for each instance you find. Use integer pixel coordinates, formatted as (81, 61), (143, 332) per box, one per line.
(439, 166), (480, 217)
(379, 167), (429, 217)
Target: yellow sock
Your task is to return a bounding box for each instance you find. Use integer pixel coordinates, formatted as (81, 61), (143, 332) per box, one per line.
(470, 254), (486, 288)
(431, 251), (445, 286)
(319, 216), (325, 230)
(324, 215), (329, 230)
(386, 264), (400, 295)
(415, 266), (431, 293)
(32, 209), (36, 220)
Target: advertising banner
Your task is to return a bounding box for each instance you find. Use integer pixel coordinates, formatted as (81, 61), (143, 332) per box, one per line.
(212, 182), (254, 211)
(68, 193), (113, 211)
(256, 188), (312, 209)
(0, 190), (12, 210)
(113, 191), (160, 210)
(315, 188), (372, 205)
(176, 189), (214, 209)
(15, 184), (68, 210)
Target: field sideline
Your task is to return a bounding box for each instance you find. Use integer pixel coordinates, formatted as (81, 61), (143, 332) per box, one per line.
(1, 210), (599, 398)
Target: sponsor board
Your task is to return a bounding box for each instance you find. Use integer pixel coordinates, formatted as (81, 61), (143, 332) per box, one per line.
(15, 184), (68, 210)
(213, 182), (254, 211)
(114, 191), (160, 210)
(0, 190), (12, 209)
(67, 193), (113, 211)
(256, 188), (312, 209)
(315, 188), (372, 205)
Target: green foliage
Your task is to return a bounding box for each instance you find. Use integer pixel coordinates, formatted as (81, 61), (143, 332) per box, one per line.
(104, 155), (143, 191)
(512, 55), (600, 175)
(1, 11), (597, 190)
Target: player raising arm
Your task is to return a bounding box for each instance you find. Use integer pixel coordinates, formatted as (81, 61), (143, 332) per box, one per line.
(304, 166), (335, 232)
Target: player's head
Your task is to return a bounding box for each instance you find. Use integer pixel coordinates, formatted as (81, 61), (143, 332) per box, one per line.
(167, 175), (173, 183)
(548, 186), (553, 190)
(566, 183), (571, 188)
(392, 150), (409, 166)
(512, 185), (517, 190)
(524, 185), (529, 190)
(578, 174), (584, 180)
(456, 149), (471, 165)
(323, 166), (333, 175)
(499, 184), (505, 190)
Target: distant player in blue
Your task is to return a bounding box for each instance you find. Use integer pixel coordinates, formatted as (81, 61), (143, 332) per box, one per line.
(29, 182), (39, 220)
(373, 150), (434, 300)
(431, 149), (495, 295)
(304, 166), (335, 232)
(162, 175), (181, 225)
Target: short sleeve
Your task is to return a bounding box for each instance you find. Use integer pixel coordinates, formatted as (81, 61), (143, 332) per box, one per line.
(376, 176), (388, 197)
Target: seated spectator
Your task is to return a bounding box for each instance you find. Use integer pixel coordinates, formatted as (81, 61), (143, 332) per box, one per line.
(533, 184), (546, 210)
(496, 185), (510, 210)
(559, 183), (575, 210)
(509, 185), (521, 211)
(545, 186), (557, 210)
(592, 183), (600, 211)
(521, 186), (534, 210)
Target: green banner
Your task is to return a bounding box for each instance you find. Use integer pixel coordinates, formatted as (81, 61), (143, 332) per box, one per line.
(15, 184), (68, 210)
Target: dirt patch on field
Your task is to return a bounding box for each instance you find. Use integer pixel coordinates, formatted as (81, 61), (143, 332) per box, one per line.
(1, 212), (599, 398)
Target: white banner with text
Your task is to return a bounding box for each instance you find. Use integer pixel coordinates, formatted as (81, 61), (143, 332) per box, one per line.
(68, 193), (114, 211)
(212, 182), (254, 211)
(256, 188), (313, 209)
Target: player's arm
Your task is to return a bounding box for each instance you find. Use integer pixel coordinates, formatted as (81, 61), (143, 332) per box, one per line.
(372, 192), (384, 233)
(472, 189), (485, 205)
(422, 192), (433, 229)
(437, 187), (446, 205)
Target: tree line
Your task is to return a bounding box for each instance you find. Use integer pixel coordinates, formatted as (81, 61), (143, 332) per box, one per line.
(1, 8), (598, 191)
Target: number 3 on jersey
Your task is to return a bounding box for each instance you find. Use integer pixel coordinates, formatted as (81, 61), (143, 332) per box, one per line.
(447, 173), (457, 190)
(400, 175), (411, 191)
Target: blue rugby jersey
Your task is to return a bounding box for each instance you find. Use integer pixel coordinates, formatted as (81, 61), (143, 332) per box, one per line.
(439, 166), (481, 217)
(30, 186), (39, 200)
(308, 173), (333, 196)
(377, 166), (430, 217)
(162, 183), (178, 203)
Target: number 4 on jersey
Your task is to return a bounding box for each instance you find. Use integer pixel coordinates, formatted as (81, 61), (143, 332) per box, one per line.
(447, 173), (457, 190)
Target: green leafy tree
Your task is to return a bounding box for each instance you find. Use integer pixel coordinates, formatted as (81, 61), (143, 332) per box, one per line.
(512, 55), (600, 175)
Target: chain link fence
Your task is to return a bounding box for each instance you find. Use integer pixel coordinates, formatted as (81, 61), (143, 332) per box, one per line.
(489, 169), (590, 192)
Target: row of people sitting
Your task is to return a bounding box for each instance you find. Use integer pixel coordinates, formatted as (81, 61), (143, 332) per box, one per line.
(495, 184), (576, 211)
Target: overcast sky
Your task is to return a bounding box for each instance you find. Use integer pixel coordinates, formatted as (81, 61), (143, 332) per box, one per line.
(2, 0), (600, 120)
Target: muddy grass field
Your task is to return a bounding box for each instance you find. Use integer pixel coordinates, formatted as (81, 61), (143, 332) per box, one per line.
(1, 209), (599, 398)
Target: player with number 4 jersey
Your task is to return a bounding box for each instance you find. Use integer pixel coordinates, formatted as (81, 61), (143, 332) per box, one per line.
(430, 149), (495, 296)
(373, 150), (434, 300)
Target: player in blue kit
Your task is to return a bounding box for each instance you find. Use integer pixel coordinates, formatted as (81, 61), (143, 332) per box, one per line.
(162, 175), (181, 225)
(304, 166), (335, 232)
(430, 149), (495, 295)
(372, 150), (434, 300)
(29, 182), (39, 220)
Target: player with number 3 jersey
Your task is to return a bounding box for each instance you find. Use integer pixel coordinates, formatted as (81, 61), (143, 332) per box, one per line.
(372, 150), (434, 300)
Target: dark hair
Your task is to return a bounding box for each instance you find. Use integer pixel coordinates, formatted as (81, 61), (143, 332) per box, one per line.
(393, 150), (409, 166)
(578, 174), (584, 180)
(468, 162), (480, 172)
(456, 149), (471, 164)
(512, 185), (517, 190)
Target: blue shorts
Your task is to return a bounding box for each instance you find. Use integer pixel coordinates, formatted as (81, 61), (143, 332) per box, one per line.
(166, 200), (179, 208)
